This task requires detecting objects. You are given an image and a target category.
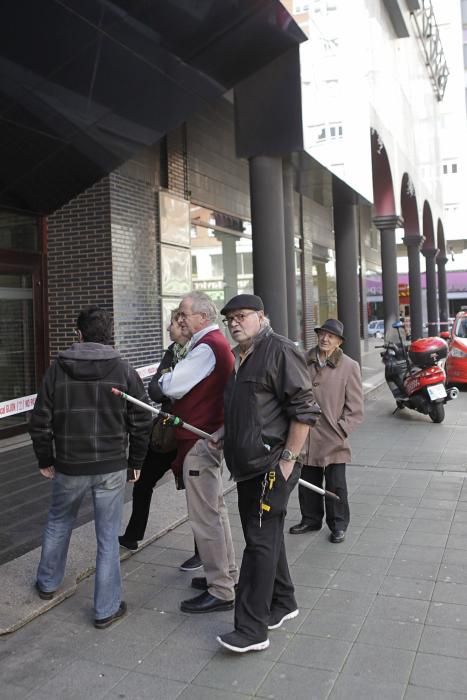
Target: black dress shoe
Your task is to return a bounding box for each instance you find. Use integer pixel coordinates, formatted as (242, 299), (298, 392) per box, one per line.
(329, 530), (345, 543)
(191, 576), (208, 590)
(35, 581), (55, 601)
(180, 591), (234, 614)
(289, 522), (321, 535)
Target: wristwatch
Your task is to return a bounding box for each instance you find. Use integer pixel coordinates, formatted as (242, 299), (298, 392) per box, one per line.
(280, 448), (299, 462)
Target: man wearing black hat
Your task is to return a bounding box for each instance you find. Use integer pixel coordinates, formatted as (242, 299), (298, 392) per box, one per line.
(212, 294), (321, 653)
(289, 318), (363, 543)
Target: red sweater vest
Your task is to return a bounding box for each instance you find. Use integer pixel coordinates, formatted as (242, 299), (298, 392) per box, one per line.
(173, 328), (234, 447)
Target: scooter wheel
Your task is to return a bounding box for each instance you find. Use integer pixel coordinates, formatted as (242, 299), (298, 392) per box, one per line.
(429, 403), (445, 424)
(396, 400), (405, 410)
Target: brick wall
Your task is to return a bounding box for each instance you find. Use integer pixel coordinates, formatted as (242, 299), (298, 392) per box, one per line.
(47, 177), (113, 360)
(167, 127), (188, 198)
(110, 148), (163, 366)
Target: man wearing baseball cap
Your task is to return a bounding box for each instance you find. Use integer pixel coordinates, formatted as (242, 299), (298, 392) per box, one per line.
(289, 318), (363, 544)
(212, 293), (321, 653)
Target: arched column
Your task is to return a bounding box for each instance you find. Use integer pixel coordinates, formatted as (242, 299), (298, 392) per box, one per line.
(423, 248), (439, 336)
(437, 254), (449, 333)
(402, 234), (424, 340)
(373, 214), (403, 335)
(249, 155), (287, 335)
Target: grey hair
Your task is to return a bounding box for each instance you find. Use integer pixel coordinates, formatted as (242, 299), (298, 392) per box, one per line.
(182, 291), (218, 323)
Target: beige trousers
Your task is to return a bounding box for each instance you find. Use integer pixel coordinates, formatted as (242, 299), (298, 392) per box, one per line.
(183, 439), (237, 601)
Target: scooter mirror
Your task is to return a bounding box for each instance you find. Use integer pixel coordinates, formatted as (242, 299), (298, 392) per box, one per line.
(392, 321), (403, 329)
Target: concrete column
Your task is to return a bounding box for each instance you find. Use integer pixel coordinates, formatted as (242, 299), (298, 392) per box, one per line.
(249, 155), (287, 335)
(402, 234), (424, 340)
(437, 254), (449, 333)
(282, 159), (298, 341)
(423, 248), (439, 336)
(335, 203), (361, 365)
(373, 215), (403, 336)
(215, 233), (238, 307)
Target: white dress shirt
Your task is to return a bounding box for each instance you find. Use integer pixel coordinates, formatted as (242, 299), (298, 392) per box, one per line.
(158, 324), (218, 400)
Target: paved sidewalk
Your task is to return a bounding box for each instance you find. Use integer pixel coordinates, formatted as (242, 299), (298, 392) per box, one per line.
(2, 387), (467, 698)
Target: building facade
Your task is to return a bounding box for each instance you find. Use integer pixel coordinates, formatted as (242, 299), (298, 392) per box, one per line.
(0, 0), (462, 439)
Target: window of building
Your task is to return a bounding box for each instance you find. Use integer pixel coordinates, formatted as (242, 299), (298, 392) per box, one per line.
(452, 163), (458, 173)
(443, 164), (448, 174)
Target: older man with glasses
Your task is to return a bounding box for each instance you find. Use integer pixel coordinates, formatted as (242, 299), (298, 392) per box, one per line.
(211, 294), (321, 653)
(158, 291), (238, 614)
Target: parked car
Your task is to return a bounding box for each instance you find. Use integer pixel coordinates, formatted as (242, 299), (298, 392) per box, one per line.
(368, 320), (384, 338)
(444, 310), (467, 385)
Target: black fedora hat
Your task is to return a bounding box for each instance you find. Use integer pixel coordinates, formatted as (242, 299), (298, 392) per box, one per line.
(314, 319), (345, 340)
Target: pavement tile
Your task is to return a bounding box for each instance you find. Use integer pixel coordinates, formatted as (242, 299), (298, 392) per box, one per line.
(357, 616), (423, 651)
(164, 616), (234, 652)
(412, 507), (455, 521)
(401, 531), (448, 548)
(443, 548), (467, 566)
(432, 581), (467, 605)
(328, 569), (385, 594)
(426, 601), (467, 629)
(297, 609), (365, 642)
(349, 539), (400, 558)
(136, 642), (215, 681)
(328, 676), (406, 700)
(405, 518), (451, 534)
(256, 662), (337, 700)
(438, 563), (467, 585)
(177, 687), (251, 700)
(394, 545), (445, 564)
(293, 584), (324, 610)
(410, 652), (467, 695)
(404, 686), (467, 700)
(315, 589), (376, 617)
(338, 553), (392, 574)
(368, 595), (429, 623)
(279, 634), (351, 671)
(378, 576), (435, 601)
(102, 671), (186, 700)
(447, 534), (467, 550)
(26, 659), (127, 700)
(192, 652), (274, 695)
(365, 515), (411, 533)
(419, 624), (467, 658)
(418, 498), (457, 510)
(289, 565), (336, 588)
(339, 642), (415, 685)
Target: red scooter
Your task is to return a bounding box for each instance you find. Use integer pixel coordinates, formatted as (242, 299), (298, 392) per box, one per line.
(379, 321), (458, 423)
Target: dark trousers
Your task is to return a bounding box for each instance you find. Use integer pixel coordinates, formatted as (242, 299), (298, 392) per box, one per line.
(299, 463), (350, 532)
(123, 447), (176, 542)
(235, 464), (300, 641)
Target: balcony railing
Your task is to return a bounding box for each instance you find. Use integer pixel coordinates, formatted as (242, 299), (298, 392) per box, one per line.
(410, 0), (449, 101)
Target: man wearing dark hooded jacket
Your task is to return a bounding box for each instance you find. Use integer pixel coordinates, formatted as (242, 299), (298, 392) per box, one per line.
(30, 307), (152, 629)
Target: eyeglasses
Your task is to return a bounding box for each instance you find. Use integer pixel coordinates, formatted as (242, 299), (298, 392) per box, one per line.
(222, 311), (258, 326)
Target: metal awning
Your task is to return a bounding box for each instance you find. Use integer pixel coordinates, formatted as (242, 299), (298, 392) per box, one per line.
(0, 0), (305, 213)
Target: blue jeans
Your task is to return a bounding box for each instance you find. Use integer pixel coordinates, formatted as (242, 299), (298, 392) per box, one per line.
(37, 469), (126, 620)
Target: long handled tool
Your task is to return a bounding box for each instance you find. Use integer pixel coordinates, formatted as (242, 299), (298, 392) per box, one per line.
(111, 387), (212, 440)
(112, 388), (339, 500)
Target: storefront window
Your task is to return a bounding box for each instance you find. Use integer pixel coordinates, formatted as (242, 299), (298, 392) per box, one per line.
(190, 205), (252, 310)
(312, 254), (337, 325)
(0, 211), (38, 251)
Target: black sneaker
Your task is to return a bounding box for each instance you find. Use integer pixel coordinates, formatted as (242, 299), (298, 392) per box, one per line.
(35, 581), (55, 601)
(217, 631), (269, 653)
(268, 608), (299, 630)
(179, 553), (203, 571)
(119, 536), (138, 551)
(94, 601), (127, 629)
